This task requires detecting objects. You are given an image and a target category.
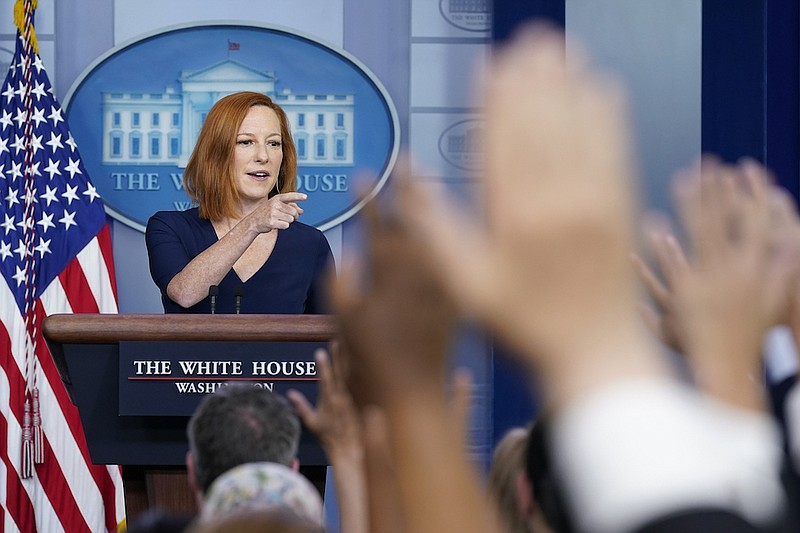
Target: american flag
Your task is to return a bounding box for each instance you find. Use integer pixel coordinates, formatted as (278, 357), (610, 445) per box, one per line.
(0, 1), (126, 531)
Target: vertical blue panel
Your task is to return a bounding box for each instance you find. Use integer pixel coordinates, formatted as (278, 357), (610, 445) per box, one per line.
(765, 0), (799, 199)
(493, 0), (565, 42)
(491, 342), (537, 448)
(567, 0), (702, 215)
(701, 1), (765, 164)
(703, 1), (799, 199)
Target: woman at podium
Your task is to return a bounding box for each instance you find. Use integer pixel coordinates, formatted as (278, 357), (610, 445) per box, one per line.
(145, 91), (334, 314)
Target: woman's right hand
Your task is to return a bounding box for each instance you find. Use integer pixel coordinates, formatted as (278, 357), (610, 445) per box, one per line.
(249, 192), (307, 233)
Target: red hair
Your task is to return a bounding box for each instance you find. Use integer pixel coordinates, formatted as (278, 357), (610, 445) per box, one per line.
(183, 91), (298, 220)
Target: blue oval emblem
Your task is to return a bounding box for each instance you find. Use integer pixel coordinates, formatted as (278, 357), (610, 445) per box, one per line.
(63, 23), (399, 232)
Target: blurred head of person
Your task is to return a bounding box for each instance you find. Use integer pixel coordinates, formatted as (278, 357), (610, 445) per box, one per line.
(197, 462), (323, 528)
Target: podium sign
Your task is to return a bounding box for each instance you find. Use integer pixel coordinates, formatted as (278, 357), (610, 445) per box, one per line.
(43, 314), (335, 466)
(119, 341), (323, 416)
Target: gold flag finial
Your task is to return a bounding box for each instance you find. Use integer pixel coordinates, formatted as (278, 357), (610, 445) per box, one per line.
(13, 0), (39, 55)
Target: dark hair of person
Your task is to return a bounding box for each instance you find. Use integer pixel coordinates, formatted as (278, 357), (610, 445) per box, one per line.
(525, 416), (576, 533)
(187, 382), (301, 494)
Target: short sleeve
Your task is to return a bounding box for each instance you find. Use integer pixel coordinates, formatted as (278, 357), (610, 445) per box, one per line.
(144, 211), (193, 298)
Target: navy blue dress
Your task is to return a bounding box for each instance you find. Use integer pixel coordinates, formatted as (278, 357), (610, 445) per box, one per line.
(145, 208), (333, 314)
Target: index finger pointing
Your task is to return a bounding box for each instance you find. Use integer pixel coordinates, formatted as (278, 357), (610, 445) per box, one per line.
(274, 192), (308, 203)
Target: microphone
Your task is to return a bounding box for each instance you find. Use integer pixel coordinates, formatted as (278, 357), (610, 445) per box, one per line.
(234, 286), (244, 315)
(208, 285), (219, 314)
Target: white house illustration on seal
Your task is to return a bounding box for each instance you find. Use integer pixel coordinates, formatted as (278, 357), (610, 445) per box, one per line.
(101, 59), (355, 168)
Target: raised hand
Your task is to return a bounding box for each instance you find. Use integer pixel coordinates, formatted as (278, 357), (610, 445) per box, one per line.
(644, 158), (800, 409)
(329, 159), (500, 533)
(287, 347), (362, 464)
(630, 222), (690, 353)
(398, 25), (664, 408)
(330, 164), (458, 406)
(287, 346), (367, 533)
(767, 183), (800, 347)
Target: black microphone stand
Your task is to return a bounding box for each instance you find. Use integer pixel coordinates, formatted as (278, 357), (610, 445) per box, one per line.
(208, 285), (219, 314)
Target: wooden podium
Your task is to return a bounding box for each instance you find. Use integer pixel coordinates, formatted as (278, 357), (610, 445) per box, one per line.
(42, 313), (336, 521)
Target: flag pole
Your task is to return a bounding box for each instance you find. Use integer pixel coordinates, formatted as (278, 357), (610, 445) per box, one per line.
(14, 0), (43, 478)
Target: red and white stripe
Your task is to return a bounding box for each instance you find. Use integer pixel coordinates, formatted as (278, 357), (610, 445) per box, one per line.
(0, 227), (125, 532)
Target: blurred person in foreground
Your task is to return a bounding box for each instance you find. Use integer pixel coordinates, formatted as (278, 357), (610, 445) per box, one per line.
(327, 24), (791, 533)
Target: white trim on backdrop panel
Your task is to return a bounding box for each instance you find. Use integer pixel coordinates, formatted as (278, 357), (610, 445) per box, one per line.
(565, 0), (702, 211)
